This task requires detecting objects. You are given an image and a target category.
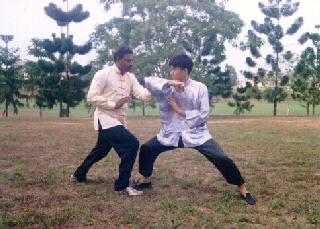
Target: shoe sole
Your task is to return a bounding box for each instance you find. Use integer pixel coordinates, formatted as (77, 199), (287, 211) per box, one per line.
(115, 191), (143, 196)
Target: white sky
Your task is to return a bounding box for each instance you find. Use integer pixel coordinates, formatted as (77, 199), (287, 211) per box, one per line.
(0, 0), (118, 63)
(225, 0), (320, 78)
(0, 0), (319, 77)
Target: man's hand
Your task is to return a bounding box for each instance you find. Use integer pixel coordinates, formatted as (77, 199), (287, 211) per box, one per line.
(167, 80), (185, 92)
(168, 96), (186, 117)
(115, 96), (131, 109)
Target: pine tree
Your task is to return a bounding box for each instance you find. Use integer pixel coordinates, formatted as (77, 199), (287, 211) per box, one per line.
(243, 0), (303, 116)
(228, 84), (254, 116)
(29, 1), (92, 117)
(292, 26), (320, 115)
(0, 35), (23, 117)
(23, 60), (47, 117)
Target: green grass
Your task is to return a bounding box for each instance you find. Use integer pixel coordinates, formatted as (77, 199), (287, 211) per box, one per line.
(212, 100), (315, 116)
(1, 99), (319, 118)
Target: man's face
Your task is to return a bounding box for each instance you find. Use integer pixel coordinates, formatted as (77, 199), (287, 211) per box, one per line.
(170, 67), (188, 81)
(117, 53), (134, 73)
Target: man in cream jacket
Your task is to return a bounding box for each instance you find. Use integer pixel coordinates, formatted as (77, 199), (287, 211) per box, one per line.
(71, 47), (180, 195)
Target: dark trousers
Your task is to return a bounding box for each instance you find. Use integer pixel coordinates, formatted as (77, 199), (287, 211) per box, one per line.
(139, 136), (245, 186)
(74, 124), (139, 191)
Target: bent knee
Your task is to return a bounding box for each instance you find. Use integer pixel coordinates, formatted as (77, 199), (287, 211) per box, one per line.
(131, 137), (139, 151)
(132, 137), (139, 147)
(140, 143), (152, 153)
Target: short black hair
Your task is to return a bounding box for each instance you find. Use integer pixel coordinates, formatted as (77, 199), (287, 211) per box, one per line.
(114, 47), (133, 62)
(169, 54), (193, 74)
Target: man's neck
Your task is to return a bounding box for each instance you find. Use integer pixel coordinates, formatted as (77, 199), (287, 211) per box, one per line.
(115, 63), (126, 75)
(180, 75), (189, 83)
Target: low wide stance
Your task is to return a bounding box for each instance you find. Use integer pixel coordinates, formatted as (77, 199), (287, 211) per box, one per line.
(72, 47), (151, 196)
(134, 54), (256, 205)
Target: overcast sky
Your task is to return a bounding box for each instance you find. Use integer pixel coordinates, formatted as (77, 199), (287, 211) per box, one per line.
(1, 0), (319, 76)
(225, 0), (320, 77)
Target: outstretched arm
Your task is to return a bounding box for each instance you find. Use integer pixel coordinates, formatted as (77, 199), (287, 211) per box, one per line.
(144, 77), (184, 102)
(131, 75), (152, 102)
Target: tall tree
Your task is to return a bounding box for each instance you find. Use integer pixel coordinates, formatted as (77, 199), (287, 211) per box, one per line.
(94, 0), (243, 114)
(292, 26), (320, 115)
(226, 64), (238, 87)
(23, 60), (48, 117)
(243, 0), (303, 116)
(0, 35), (23, 117)
(29, 1), (92, 117)
(228, 84), (254, 115)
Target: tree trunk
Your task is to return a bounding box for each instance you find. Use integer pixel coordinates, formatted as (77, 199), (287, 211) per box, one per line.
(274, 1), (280, 117)
(312, 103), (315, 116)
(5, 97), (9, 118)
(142, 101), (145, 116)
(66, 0), (70, 118)
(66, 103), (70, 117)
(66, 77), (70, 118)
(59, 101), (63, 117)
(307, 103), (310, 116)
(286, 99), (290, 116)
(39, 107), (43, 118)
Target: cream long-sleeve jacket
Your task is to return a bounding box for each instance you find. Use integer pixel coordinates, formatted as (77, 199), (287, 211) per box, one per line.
(87, 64), (151, 130)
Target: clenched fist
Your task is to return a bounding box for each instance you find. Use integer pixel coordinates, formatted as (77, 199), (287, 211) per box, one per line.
(167, 80), (185, 92)
(115, 96), (131, 109)
(168, 96), (186, 117)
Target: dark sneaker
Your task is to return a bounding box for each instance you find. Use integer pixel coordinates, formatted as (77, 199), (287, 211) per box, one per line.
(240, 193), (256, 205)
(116, 187), (143, 196)
(133, 182), (153, 191)
(70, 174), (87, 183)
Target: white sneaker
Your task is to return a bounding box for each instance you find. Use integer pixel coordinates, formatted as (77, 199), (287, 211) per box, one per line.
(70, 174), (87, 183)
(116, 186), (143, 196)
(70, 174), (77, 182)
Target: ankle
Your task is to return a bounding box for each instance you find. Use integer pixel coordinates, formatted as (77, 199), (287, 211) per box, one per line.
(239, 184), (248, 195)
(141, 177), (151, 183)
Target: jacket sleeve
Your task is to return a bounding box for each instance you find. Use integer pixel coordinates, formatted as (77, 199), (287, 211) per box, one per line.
(130, 75), (152, 102)
(144, 77), (173, 102)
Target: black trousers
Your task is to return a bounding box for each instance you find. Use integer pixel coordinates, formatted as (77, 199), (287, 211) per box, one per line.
(139, 136), (245, 186)
(74, 124), (139, 191)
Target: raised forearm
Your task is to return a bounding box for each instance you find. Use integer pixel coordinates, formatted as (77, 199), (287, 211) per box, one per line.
(174, 106), (186, 117)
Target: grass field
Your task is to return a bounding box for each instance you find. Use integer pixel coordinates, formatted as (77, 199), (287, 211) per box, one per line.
(0, 113), (320, 228)
(1, 99), (319, 118)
